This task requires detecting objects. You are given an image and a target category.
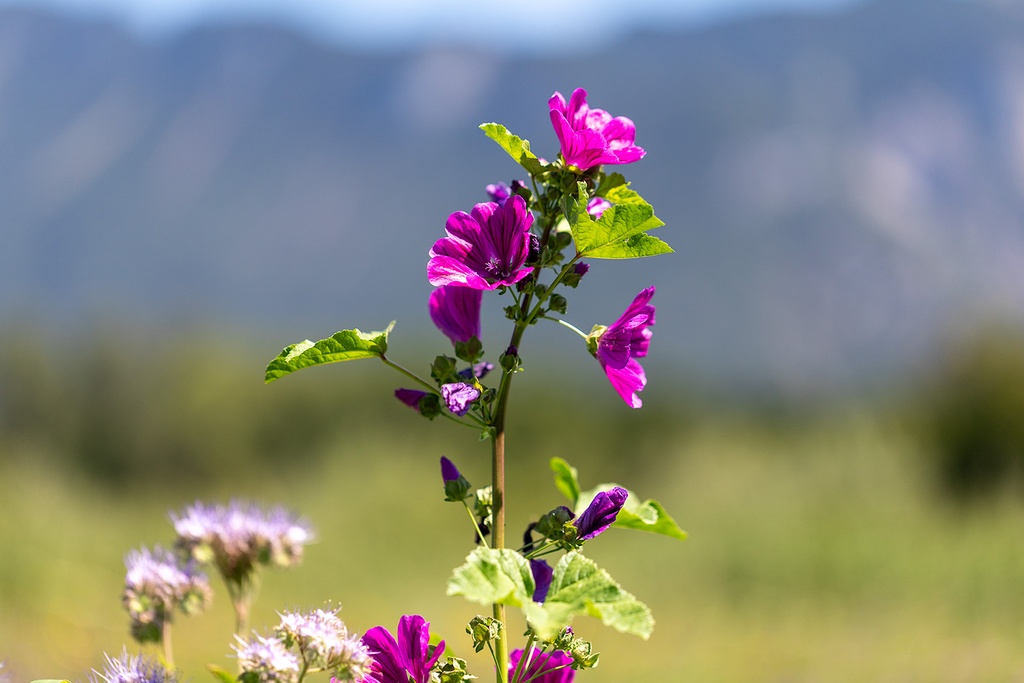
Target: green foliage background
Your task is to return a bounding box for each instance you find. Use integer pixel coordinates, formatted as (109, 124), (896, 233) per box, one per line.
(4, 324), (1024, 681)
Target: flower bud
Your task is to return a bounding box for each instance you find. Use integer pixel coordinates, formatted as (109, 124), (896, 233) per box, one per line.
(440, 456), (473, 502)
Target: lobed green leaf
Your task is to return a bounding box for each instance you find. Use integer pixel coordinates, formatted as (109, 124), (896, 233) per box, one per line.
(571, 184), (672, 260)
(522, 552), (654, 640)
(264, 322), (395, 383)
(447, 547), (535, 607)
(480, 123), (545, 175)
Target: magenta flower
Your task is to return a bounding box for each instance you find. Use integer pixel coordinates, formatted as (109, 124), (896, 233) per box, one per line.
(529, 558), (554, 603)
(586, 197), (611, 219)
(441, 382), (480, 416)
(360, 615), (443, 683)
(591, 286), (655, 408)
(549, 88), (645, 171)
(427, 195), (534, 290)
(509, 648), (574, 683)
(574, 487), (628, 540)
(429, 285), (481, 344)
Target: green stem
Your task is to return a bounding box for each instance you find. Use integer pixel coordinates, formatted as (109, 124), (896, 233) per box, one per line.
(380, 356), (439, 393)
(462, 499), (490, 549)
(161, 619), (174, 668)
(551, 318), (589, 339)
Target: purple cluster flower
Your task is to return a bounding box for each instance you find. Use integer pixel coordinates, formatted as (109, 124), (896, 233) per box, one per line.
(427, 195), (534, 291)
(590, 286), (656, 408)
(122, 545), (211, 643)
(172, 501), (312, 585)
(360, 615), (444, 683)
(509, 648), (574, 683)
(89, 649), (176, 683)
(549, 88), (645, 171)
(233, 634), (301, 683)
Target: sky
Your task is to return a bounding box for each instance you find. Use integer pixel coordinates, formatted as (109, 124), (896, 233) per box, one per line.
(0, 0), (863, 52)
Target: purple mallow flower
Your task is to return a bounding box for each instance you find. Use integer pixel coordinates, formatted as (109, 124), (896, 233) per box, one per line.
(509, 648), (575, 683)
(486, 180), (527, 205)
(441, 382), (480, 416)
(549, 88), (645, 171)
(360, 615), (443, 683)
(427, 195), (534, 290)
(586, 197), (611, 219)
(429, 285), (481, 344)
(395, 388), (428, 410)
(530, 558), (554, 603)
(574, 487), (628, 540)
(458, 361), (494, 381)
(590, 286), (655, 408)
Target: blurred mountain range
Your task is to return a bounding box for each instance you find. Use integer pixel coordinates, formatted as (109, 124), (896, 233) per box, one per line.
(2, 0), (1023, 397)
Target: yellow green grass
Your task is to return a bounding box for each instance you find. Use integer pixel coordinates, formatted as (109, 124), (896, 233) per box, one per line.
(4, 404), (1024, 682)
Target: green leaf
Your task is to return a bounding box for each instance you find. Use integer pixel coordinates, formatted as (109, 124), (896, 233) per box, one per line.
(447, 547), (534, 607)
(571, 185), (672, 260)
(264, 322), (395, 383)
(30, 680), (72, 683)
(480, 123), (545, 175)
(550, 457), (581, 505)
(207, 665), (239, 683)
(522, 551), (654, 640)
(577, 484), (688, 541)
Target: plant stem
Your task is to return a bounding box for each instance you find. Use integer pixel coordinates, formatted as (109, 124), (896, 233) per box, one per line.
(162, 619), (174, 667)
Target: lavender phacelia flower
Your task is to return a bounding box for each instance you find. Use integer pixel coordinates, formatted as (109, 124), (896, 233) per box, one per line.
(275, 607), (373, 681)
(89, 649), (176, 683)
(123, 545), (211, 644)
(587, 286), (655, 408)
(360, 615), (444, 683)
(441, 382), (480, 416)
(509, 648), (575, 683)
(549, 88), (645, 171)
(574, 487), (628, 540)
(429, 285), (481, 344)
(171, 500), (312, 586)
(427, 195), (534, 290)
(233, 634), (301, 683)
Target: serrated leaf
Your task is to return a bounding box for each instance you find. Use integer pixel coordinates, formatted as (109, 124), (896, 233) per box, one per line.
(447, 547), (534, 607)
(480, 123), (545, 175)
(522, 551), (654, 640)
(577, 484), (687, 541)
(264, 322), (395, 383)
(207, 665), (238, 683)
(571, 185), (672, 260)
(550, 457), (581, 505)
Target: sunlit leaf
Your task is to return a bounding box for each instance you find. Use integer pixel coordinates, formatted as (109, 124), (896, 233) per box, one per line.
(577, 484), (687, 541)
(264, 322), (395, 383)
(550, 457), (581, 505)
(480, 123), (545, 175)
(447, 547), (534, 607)
(571, 185), (672, 259)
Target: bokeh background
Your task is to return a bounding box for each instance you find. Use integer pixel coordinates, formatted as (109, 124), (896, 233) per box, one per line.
(4, 0), (1024, 679)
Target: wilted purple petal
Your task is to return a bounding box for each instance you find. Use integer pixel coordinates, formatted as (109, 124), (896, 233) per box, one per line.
(441, 382), (480, 416)
(574, 487), (628, 540)
(429, 285), (481, 344)
(530, 559), (554, 603)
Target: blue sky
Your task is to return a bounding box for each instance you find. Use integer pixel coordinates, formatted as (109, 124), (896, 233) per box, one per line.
(0, 0), (862, 52)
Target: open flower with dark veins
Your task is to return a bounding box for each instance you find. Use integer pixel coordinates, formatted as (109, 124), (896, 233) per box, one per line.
(588, 286), (656, 408)
(427, 195), (534, 290)
(359, 615), (444, 683)
(549, 88), (645, 171)
(509, 648), (575, 683)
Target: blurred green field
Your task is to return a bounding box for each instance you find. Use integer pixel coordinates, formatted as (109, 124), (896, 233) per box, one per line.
(3, 328), (1024, 682)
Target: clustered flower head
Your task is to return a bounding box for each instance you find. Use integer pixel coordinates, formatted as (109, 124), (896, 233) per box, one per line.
(233, 633), (301, 683)
(122, 545), (211, 643)
(89, 649), (176, 683)
(276, 607), (373, 681)
(588, 287), (656, 408)
(172, 500), (313, 586)
(360, 615), (444, 683)
(549, 87), (645, 171)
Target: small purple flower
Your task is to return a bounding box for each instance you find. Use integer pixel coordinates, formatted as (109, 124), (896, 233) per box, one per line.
(549, 88), (645, 171)
(441, 382), (480, 416)
(429, 285), (481, 344)
(573, 263), (590, 277)
(427, 195), (534, 290)
(395, 388), (428, 410)
(590, 286), (655, 408)
(123, 545), (211, 643)
(276, 607), (373, 680)
(530, 559), (554, 603)
(458, 361), (494, 381)
(360, 615), (444, 683)
(233, 633), (301, 683)
(509, 648), (574, 683)
(485, 182), (512, 204)
(586, 197), (611, 219)
(89, 649), (176, 683)
(574, 487), (628, 541)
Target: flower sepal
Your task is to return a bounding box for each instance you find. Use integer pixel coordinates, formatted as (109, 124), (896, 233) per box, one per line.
(454, 336), (484, 364)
